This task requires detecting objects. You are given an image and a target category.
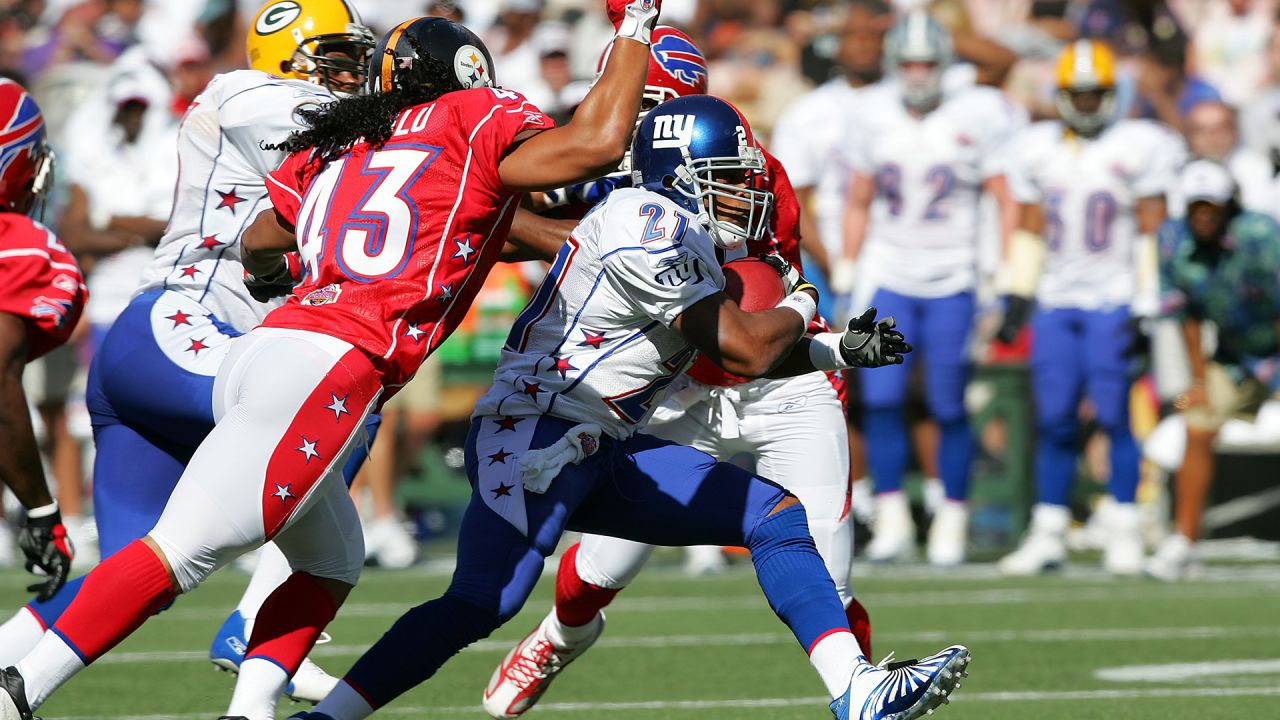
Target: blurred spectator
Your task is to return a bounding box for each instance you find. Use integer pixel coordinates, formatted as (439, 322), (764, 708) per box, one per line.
(1152, 159), (1280, 580)
(15, 0), (124, 79)
(1240, 25), (1280, 172)
(1134, 36), (1221, 131)
(486, 0), (554, 108)
(426, 0), (465, 23)
(1189, 0), (1272, 107)
(1171, 100), (1276, 219)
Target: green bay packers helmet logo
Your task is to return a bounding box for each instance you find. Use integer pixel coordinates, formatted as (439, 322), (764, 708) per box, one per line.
(256, 1), (302, 35)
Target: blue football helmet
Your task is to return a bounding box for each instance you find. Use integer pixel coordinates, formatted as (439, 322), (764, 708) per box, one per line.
(631, 95), (773, 250)
(884, 10), (953, 111)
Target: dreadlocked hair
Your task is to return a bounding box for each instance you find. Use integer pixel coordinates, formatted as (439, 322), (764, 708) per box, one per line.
(266, 36), (460, 163)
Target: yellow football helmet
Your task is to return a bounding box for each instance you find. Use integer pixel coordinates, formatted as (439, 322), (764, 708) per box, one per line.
(246, 0), (375, 96)
(1054, 39), (1118, 136)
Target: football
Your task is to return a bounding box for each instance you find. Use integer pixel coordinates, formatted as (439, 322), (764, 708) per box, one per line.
(686, 258), (785, 386)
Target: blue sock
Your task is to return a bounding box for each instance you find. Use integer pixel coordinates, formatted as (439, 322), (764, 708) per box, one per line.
(343, 594), (498, 709)
(748, 505), (849, 654)
(1106, 425), (1140, 504)
(1035, 423), (1077, 507)
(938, 418), (975, 501)
(863, 407), (907, 493)
(26, 574), (84, 627)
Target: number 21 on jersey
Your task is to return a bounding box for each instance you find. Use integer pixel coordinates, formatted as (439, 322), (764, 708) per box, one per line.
(295, 142), (441, 282)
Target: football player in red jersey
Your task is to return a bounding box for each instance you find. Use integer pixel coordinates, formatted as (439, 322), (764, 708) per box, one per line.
(0, 79), (84, 606)
(0, 3), (664, 719)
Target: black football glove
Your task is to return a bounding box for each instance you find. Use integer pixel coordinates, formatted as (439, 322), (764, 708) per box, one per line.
(243, 261), (296, 304)
(760, 252), (816, 297)
(841, 307), (910, 368)
(18, 509), (74, 602)
(995, 295), (1034, 345)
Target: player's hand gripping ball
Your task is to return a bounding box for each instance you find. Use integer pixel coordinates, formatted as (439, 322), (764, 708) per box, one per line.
(687, 257), (785, 387)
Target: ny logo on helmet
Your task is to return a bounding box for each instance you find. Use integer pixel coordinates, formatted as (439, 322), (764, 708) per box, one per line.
(652, 114), (695, 149)
(652, 33), (707, 89)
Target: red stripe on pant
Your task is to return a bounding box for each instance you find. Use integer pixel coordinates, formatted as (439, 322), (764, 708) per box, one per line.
(261, 347), (379, 539)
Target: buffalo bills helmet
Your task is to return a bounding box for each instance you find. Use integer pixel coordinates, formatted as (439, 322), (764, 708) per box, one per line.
(597, 26), (708, 111)
(368, 16), (495, 96)
(631, 95), (773, 250)
(883, 10), (952, 111)
(0, 78), (52, 217)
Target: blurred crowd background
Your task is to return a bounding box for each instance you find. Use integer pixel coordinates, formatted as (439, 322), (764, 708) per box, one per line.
(3, 0), (1279, 574)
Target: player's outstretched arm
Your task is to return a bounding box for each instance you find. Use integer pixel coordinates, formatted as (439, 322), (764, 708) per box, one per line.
(0, 314), (54, 512)
(504, 208), (577, 262)
(497, 0), (660, 192)
(766, 307), (912, 378)
(673, 291), (813, 378)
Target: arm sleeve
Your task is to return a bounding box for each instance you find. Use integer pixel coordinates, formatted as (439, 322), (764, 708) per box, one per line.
(264, 151), (311, 227)
(1132, 126), (1187, 198)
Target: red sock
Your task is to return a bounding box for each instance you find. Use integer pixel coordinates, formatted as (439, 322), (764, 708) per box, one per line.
(53, 540), (177, 663)
(553, 543), (619, 628)
(245, 572), (339, 675)
(845, 597), (872, 660)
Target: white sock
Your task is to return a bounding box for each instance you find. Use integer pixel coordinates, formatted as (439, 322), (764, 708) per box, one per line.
(226, 657), (289, 720)
(313, 679), (374, 720)
(15, 630), (85, 709)
(237, 542), (293, 621)
(544, 608), (596, 648)
(0, 608), (46, 666)
(808, 630), (864, 699)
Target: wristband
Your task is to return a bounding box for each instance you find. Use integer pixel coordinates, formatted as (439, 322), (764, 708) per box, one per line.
(776, 291), (818, 327)
(807, 332), (848, 371)
(27, 501), (59, 519)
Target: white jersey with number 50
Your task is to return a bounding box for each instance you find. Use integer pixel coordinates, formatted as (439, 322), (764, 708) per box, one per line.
(474, 187), (724, 439)
(843, 82), (1025, 298)
(1006, 119), (1185, 310)
(135, 70), (333, 331)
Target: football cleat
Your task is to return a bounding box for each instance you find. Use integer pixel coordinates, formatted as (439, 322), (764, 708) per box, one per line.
(0, 667), (31, 720)
(921, 478), (945, 517)
(999, 504), (1069, 576)
(1102, 502), (1143, 576)
(925, 502), (968, 567)
(830, 645), (970, 720)
(866, 492), (916, 563)
(209, 610), (339, 704)
(482, 611), (605, 718)
(363, 516), (418, 569)
(1144, 533), (1199, 582)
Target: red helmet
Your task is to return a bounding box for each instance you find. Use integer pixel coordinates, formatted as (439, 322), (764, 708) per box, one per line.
(597, 26), (708, 108)
(0, 78), (52, 215)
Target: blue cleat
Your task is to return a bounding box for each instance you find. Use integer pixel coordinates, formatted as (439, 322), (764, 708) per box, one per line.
(830, 645), (970, 720)
(209, 610), (338, 704)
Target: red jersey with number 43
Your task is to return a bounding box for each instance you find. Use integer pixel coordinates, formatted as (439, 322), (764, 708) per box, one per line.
(263, 88), (552, 391)
(0, 215), (86, 360)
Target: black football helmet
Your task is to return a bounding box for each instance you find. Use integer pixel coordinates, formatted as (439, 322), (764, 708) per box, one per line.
(368, 16), (496, 96)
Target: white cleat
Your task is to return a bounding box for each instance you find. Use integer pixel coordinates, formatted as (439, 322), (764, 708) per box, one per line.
(1102, 502), (1144, 576)
(287, 656), (340, 704)
(999, 504), (1069, 576)
(830, 645), (971, 720)
(921, 478), (945, 517)
(683, 545), (727, 576)
(866, 492), (916, 563)
(1144, 533), (1198, 582)
(849, 478), (876, 526)
(926, 502), (968, 567)
(364, 516), (418, 569)
(483, 611), (605, 718)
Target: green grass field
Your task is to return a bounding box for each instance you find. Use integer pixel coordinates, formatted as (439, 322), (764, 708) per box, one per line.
(7, 556), (1279, 720)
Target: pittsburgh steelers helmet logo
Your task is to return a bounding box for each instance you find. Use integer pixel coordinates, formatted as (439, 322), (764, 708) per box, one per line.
(256, 1), (301, 35)
(454, 45), (493, 89)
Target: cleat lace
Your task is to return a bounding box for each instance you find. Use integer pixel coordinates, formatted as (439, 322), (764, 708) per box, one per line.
(505, 639), (563, 690)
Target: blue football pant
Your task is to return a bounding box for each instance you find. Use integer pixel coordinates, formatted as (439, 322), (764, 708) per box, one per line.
(337, 414), (848, 710)
(1031, 306), (1138, 506)
(861, 289), (975, 501)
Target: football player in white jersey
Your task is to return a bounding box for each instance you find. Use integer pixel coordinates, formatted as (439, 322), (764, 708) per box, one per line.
(484, 34), (874, 719)
(996, 40), (1185, 576)
(306, 93), (967, 720)
(838, 11), (1025, 566)
(0, 0), (376, 703)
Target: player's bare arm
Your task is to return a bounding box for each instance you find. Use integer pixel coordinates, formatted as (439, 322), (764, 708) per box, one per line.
(1136, 196), (1168, 234)
(672, 290), (813, 378)
(504, 208), (576, 262)
(497, 0), (660, 191)
(834, 172), (874, 293)
(0, 313), (53, 511)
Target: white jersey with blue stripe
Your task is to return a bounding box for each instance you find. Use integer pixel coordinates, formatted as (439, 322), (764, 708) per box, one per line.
(474, 187), (724, 439)
(136, 70), (333, 332)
